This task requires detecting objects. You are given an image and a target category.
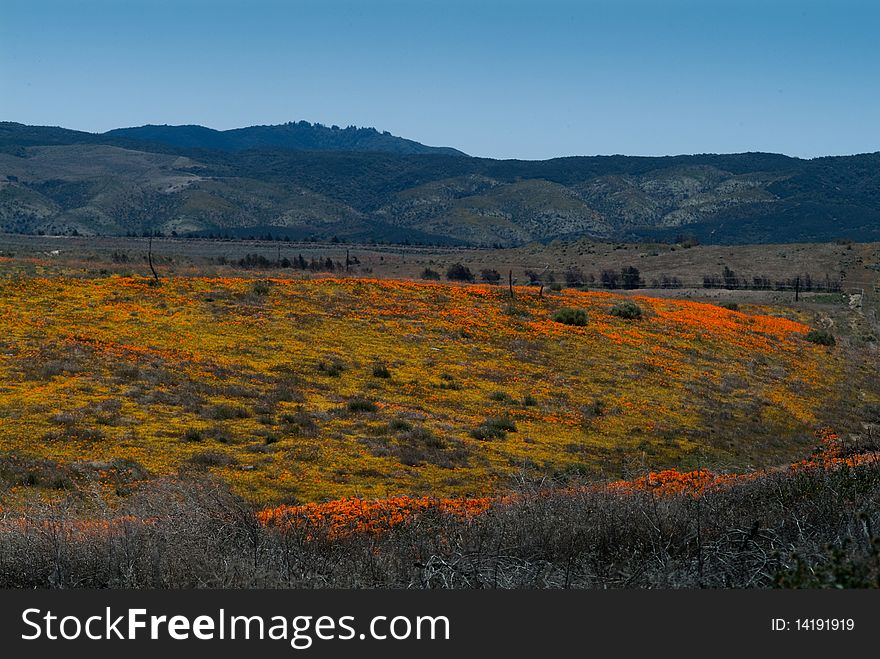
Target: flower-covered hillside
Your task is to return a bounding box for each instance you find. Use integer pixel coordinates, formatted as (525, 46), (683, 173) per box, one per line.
(0, 275), (842, 503)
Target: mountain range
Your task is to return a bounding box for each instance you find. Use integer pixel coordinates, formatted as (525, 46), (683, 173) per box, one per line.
(1, 121), (879, 245)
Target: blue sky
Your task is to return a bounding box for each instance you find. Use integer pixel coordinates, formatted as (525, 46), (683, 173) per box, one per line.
(1, 0), (877, 159)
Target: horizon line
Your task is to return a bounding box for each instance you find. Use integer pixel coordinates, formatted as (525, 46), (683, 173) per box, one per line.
(4, 118), (879, 162)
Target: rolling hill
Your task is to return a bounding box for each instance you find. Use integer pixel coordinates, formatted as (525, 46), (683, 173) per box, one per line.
(0, 274), (846, 503)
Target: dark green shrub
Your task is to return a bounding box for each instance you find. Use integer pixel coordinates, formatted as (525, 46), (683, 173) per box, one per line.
(421, 268), (441, 281)
(183, 428), (204, 442)
(435, 372), (462, 390)
(436, 381), (462, 390)
(372, 362), (391, 378)
(280, 407), (318, 437)
(251, 279), (272, 296)
(551, 308), (588, 326)
(805, 329), (835, 346)
(347, 398), (378, 413)
(272, 382), (304, 403)
(609, 300), (642, 319)
(446, 263), (475, 282)
(491, 416), (517, 432)
(583, 398), (604, 418)
(471, 415), (517, 440)
(317, 358), (345, 377)
(388, 418), (413, 432)
(205, 425), (235, 444)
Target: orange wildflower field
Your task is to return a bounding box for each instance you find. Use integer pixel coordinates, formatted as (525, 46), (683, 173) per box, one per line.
(0, 272), (849, 507)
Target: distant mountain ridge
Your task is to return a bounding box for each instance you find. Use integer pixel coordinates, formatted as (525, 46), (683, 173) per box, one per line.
(104, 121), (468, 156)
(1, 121), (879, 245)
(0, 120), (466, 156)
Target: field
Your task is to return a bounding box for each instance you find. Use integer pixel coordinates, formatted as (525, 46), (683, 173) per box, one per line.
(0, 270), (860, 503)
(1, 235), (879, 588)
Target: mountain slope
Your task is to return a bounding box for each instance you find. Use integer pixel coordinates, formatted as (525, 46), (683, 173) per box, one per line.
(1, 123), (879, 244)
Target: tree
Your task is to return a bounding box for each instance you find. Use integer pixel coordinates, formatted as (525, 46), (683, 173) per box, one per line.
(722, 266), (738, 290)
(621, 266), (641, 290)
(480, 268), (501, 284)
(446, 263), (475, 282)
(601, 269), (620, 289)
(147, 234), (160, 283)
(524, 269), (542, 286)
(564, 267), (586, 287)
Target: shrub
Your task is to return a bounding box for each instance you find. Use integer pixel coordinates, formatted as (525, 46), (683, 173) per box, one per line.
(388, 418), (413, 432)
(207, 403), (251, 420)
(435, 372), (463, 390)
(205, 425), (235, 444)
(489, 390), (513, 403)
(361, 426), (470, 468)
(522, 394), (538, 407)
(317, 358), (345, 377)
(551, 308), (588, 326)
(371, 362), (391, 378)
(347, 398), (378, 413)
(251, 279), (272, 296)
(421, 268), (441, 281)
(805, 329), (835, 346)
(471, 415), (517, 440)
(183, 428), (204, 443)
(446, 263), (475, 282)
(583, 398), (605, 418)
(280, 407), (318, 437)
(470, 425), (500, 441)
(493, 416), (517, 432)
(480, 268), (501, 284)
(404, 428), (446, 450)
(609, 300), (642, 320)
(271, 382), (304, 403)
(401, 433), (470, 469)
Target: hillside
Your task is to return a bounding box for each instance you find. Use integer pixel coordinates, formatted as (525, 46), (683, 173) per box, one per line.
(0, 274), (851, 504)
(1, 122), (879, 244)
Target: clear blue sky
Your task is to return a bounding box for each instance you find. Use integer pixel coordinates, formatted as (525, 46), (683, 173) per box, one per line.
(2, 0), (877, 159)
